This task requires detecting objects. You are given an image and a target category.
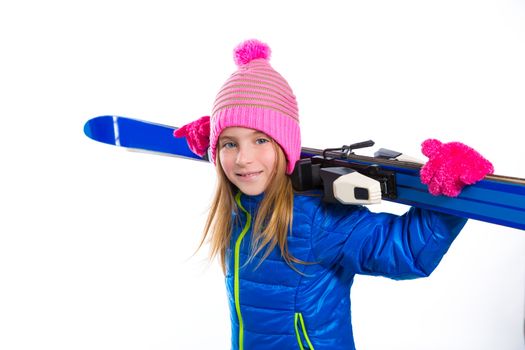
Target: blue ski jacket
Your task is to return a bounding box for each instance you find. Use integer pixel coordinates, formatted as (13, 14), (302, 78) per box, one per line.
(225, 192), (467, 350)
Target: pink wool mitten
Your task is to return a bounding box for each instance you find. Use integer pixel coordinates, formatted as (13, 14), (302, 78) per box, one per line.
(173, 116), (211, 157)
(420, 139), (494, 197)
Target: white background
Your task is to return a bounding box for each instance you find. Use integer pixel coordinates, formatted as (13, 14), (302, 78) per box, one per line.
(1, 0), (525, 349)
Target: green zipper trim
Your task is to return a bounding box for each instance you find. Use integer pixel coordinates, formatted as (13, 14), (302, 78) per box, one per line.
(294, 312), (315, 350)
(234, 192), (251, 350)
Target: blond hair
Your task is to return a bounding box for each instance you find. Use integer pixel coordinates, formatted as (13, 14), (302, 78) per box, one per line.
(200, 141), (304, 273)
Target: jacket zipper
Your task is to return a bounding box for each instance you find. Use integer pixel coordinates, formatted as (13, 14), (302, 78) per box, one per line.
(234, 192), (252, 350)
(294, 312), (315, 350)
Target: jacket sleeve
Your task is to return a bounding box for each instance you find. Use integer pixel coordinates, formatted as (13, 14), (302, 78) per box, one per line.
(311, 203), (468, 280)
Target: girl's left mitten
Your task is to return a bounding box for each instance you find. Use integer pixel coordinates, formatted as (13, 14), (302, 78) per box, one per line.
(420, 139), (494, 197)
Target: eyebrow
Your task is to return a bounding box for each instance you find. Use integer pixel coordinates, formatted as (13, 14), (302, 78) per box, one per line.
(219, 130), (267, 141)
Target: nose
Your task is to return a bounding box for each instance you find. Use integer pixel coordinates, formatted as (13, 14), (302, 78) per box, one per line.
(235, 145), (254, 166)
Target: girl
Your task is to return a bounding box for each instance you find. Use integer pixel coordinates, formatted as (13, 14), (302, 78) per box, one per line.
(174, 39), (493, 350)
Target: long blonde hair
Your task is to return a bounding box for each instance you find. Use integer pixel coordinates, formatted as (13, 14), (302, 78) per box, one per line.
(200, 141), (304, 273)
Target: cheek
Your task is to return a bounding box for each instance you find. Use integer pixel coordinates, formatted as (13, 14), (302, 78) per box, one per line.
(219, 149), (233, 174)
(261, 146), (277, 170)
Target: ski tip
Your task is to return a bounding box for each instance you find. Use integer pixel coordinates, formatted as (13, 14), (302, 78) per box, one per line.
(83, 115), (117, 145)
(83, 119), (93, 139)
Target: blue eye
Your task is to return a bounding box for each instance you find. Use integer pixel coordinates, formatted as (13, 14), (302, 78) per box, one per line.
(256, 138), (270, 145)
(222, 141), (236, 149)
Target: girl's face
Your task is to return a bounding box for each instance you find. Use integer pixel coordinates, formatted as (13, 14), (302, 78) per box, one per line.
(218, 127), (277, 196)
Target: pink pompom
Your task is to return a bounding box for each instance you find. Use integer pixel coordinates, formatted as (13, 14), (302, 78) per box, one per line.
(233, 39), (271, 66)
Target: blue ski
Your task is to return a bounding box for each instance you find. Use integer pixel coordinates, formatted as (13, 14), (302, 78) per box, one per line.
(84, 115), (525, 231)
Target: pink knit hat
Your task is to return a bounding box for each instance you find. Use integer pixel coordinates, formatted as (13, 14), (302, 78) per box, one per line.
(173, 39), (301, 174)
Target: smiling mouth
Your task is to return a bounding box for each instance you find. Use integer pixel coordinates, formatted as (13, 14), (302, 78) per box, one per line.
(236, 171), (263, 178)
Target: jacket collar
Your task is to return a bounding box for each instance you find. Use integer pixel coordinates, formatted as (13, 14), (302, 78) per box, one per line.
(238, 191), (265, 212)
